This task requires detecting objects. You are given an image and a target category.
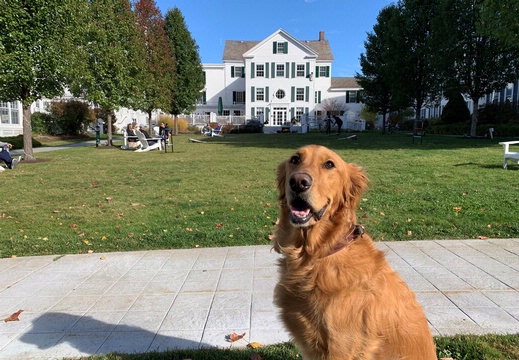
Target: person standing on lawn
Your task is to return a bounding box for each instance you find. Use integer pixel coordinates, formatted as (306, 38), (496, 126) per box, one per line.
(0, 141), (21, 170)
(334, 115), (343, 135)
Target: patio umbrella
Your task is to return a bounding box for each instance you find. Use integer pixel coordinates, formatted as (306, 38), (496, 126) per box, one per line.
(217, 97), (223, 116)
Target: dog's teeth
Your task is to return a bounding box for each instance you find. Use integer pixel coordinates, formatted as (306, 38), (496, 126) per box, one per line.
(291, 208), (310, 218)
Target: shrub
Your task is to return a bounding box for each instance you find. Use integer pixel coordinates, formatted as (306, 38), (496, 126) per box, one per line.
(0, 135), (42, 149)
(31, 112), (56, 134)
(479, 101), (519, 125)
(441, 91), (471, 124)
(51, 100), (95, 135)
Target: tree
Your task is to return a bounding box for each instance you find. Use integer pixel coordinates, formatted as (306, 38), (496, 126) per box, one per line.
(394, 0), (441, 132)
(434, 0), (519, 136)
(133, 0), (175, 131)
(67, 0), (145, 145)
(356, 5), (403, 134)
(164, 7), (205, 135)
(479, 0), (519, 48)
(0, 0), (75, 160)
(321, 98), (349, 117)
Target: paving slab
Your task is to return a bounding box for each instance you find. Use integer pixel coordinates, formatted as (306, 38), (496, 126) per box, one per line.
(1, 239), (518, 359)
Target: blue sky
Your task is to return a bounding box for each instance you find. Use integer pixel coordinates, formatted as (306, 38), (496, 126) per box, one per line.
(155, 0), (394, 77)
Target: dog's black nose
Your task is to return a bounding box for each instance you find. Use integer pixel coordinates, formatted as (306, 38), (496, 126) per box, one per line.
(289, 172), (313, 193)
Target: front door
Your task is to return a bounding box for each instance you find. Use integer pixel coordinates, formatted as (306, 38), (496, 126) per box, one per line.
(272, 107), (287, 126)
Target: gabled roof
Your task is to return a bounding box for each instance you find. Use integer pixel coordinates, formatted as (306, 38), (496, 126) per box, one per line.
(331, 77), (361, 89)
(222, 29), (333, 61)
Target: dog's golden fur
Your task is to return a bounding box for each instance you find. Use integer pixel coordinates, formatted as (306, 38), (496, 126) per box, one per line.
(273, 145), (436, 360)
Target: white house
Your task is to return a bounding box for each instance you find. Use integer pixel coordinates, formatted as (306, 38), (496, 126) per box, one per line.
(195, 29), (365, 133)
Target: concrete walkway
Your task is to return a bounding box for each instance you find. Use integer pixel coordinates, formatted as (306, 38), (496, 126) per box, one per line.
(0, 239), (518, 359)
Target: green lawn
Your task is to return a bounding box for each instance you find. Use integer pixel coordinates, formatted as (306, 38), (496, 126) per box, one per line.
(1, 132), (518, 258)
(2, 131), (519, 358)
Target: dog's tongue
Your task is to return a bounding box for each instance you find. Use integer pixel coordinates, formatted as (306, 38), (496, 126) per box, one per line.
(290, 207), (310, 218)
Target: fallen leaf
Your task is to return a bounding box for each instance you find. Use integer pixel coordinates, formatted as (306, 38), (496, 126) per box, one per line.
(101, 236), (107, 240)
(91, 182), (98, 187)
(115, 225), (121, 229)
(226, 332), (246, 342)
(83, 240), (92, 246)
(87, 250), (94, 254)
(4, 309), (23, 322)
(115, 213), (124, 217)
(53, 210), (60, 213)
(478, 236), (489, 240)
(106, 197), (112, 202)
(78, 232), (85, 237)
(70, 223), (78, 228)
(100, 256), (105, 260)
(216, 223), (223, 229)
(249, 342), (262, 349)
(407, 230), (412, 236)
(130, 203), (140, 206)
(380, 212), (385, 216)
(453, 206), (462, 211)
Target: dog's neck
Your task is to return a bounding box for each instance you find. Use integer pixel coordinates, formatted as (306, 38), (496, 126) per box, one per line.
(323, 224), (364, 258)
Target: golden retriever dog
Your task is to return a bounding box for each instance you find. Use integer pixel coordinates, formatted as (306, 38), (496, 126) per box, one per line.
(273, 145), (436, 360)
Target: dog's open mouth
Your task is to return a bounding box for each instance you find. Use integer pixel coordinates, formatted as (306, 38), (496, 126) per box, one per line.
(289, 197), (327, 225)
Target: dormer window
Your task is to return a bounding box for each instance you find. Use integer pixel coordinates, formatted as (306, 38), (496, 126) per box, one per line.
(273, 41), (288, 54)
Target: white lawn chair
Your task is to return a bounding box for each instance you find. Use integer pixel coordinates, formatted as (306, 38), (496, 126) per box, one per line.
(134, 129), (162, 152)
(202, 124), (224, 137)
(499, 141), (519, 169)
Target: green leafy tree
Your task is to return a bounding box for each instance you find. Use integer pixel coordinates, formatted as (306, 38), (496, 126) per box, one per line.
(67, 0), (145, 145)
(133, 0), (175, 131)
(393, 0), (441, 132)
(356, 5), (403, 134)
(434, 0), (519, 136)
(164, 7), (205, 135)
(479, 0), (519, 48)
(0, 0), (75, 160)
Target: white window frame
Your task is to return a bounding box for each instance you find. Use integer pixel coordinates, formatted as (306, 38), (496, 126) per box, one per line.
(276, 64), (285, 77)
(296, 64), (305, 77)
(319, 66), (327, 77)
(256, 88), (265, 101)
(256, 64), (264, 77)
(296, 88), (304, 101)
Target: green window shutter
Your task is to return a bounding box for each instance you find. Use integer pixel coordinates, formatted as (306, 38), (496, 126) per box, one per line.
(231, 66), (235, 78)
(265, 62), (269, 78)
(326, 66), (330, 77)
(265, 86), (269, 102)
(251, 86), (255, 102)
(271, 63), (275, 78)
(251, 107), (255, 117)
(305, 107), (309, 115)
(306, 62), (310, 77)
(251, 62), (255, 78)
(266, 108), (270, 121)
(291, 62), (295, 78)
(203, 91), (206, 104)
(305, 86), (309, 102)
(291, 108), (294, 119)
(233, 91), (236, 103)
(356, 91), (361, 103)
(286, 62), (289, 78)
(291, 87), (295, 102)
(318, 91), (321, 104)
(346, 91), (350, 103)
(284, 42), (288, 54)
(273, 42), (277, 54)
(315, 66), (319, 78)
(242, 67), (245, 77)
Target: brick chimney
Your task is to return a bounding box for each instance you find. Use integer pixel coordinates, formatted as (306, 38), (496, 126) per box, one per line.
(319, 31), (325, 41)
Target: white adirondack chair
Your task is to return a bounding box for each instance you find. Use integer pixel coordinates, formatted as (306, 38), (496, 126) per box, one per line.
(499, 141), (519, 169)
(134, 129), (162, 152)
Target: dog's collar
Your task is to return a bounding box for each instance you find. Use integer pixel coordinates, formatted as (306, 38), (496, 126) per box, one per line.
(324, 225), (364, 258)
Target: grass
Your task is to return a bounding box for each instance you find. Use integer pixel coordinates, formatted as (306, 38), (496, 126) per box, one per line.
(1, 131), (519, 258)
(64, 334), (519, 359)
(2, 132), (518, 358)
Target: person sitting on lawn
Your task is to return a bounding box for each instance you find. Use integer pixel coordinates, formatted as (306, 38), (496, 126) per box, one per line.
(0, 141), (21, 171)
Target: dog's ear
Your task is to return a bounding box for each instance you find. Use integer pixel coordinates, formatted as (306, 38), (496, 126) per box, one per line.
(343, 163), (368, 212)
(276, 159), (288, 202)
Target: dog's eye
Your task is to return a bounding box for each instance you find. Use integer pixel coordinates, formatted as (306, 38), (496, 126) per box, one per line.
(290, 155), (300, 165)
(323, 161), (335, 169)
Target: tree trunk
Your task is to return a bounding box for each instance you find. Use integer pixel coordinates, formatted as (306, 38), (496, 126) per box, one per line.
(174, 114), (178, 135)
(470, 105), (478, 137)
(22, 103), (35, 161)
(148, 110), (153, 135)
(107, 113), (113, 146)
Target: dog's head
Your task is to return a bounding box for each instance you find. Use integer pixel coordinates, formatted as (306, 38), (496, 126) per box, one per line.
(276, 145), (368, 229)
